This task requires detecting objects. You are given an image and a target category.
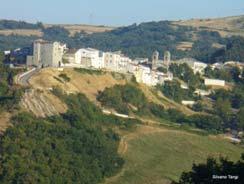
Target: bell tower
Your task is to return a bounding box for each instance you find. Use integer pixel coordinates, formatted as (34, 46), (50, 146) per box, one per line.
(152, 50), (159, 70)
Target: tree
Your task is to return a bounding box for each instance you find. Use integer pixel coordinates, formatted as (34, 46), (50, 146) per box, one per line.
(0, 93), (126, 184)
(237, 107), (244, 130)
(214, 98), (232, 123)
(169, 63), (201, 88)
(230, 67), (242, 83)
(175, 154), (244, 184)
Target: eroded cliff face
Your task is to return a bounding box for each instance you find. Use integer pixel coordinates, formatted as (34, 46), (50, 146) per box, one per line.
(20, 89), (67, 117)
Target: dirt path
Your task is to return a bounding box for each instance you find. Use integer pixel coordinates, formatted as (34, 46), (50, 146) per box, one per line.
(118, 125), (168, 155)
(105, 125), (167, 184)
(105, 124), (197, 184)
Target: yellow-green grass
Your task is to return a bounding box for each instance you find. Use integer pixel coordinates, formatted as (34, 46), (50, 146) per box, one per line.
(106, 130), (243, 184)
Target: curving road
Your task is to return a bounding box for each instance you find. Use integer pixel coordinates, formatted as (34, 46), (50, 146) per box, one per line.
(17, 68), (40, 86)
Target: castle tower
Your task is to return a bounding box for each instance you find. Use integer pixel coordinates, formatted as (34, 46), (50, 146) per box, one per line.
(164, 51), (171, 71)
(152, 50), (159, 70)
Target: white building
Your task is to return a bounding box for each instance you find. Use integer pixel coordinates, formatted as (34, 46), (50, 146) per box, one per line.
(4, 50), (11, 55)
(157, 72), (173, 84)
(173, 58), (207, 74)
(27, 39), (67, 67)
(133, 65), (155, 86)
(133, 65), (173, 86)
(194, 89), (211, 96)
(79, 48), (105, 69)
(104, 51), (131, 72)
(127, 62), (138, 73)
(182, 100), (196, 106)
(204, 78), (225, 87)
(62, 49), (82, 65)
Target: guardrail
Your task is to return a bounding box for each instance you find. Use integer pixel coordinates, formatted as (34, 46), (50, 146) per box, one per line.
(17, 67), (36, 84)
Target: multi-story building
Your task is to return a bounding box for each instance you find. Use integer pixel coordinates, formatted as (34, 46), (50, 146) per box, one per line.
(63, 49), (82, 65)
(104, 51), (131, 72)
(80, 48), (104, 69)
(133, 65), (173, 86)
(27, 39), (67, 67)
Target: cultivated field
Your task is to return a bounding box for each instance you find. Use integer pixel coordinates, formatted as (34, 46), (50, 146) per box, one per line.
(173, 15), (244, 37)
(44, 24), (115, 36)
(105, 125), (244, 184)
(0, 25), (114, 37)
(0, 29), (43, 36)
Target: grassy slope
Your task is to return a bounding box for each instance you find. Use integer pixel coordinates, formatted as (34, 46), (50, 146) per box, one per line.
(0, 24), (114, 37)
(173, 15), (244, 37)
(105, 125), (244, 184)
(20, 68), (126, 117)
(23, 68), (244, 184)
(1, 15), (244, 37)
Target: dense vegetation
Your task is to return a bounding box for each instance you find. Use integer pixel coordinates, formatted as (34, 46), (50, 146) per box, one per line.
(0, 91), (136, 183)
(0, 35), (38, 51)
(213, 36), (244, 63)
(72, 22), (192, 59)
(0, 20), (43, 30)
(169, 63), (202, 88)
(205, 65), (243, 82)
(210, 84), (244, 131)
(97, 84), (147, 114)
(0, 52), (23, 112)
(97, 84), (224, 133)
(2, 20), (244, 63)
(159, 80), (195, 102)
(43, 26), (70, 43)
(175, 154), (244, 184)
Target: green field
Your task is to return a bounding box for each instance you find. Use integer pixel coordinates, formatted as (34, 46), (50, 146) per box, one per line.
(105, 129), (244, 184)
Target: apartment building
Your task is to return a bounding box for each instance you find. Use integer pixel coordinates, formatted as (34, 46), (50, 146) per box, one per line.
(104, 51), (132, 72)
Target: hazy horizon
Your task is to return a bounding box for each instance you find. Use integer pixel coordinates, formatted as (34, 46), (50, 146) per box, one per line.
(0, 0), (244, 26)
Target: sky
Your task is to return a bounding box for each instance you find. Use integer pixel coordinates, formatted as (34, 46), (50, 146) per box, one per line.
(0, 0), (244, 26)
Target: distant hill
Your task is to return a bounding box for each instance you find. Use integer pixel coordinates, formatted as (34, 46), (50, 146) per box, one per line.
(1, 16), (244, 63)
(0, 19), (115, 36)
(44, 24), (115, 36)
(173, 15), (244, 37)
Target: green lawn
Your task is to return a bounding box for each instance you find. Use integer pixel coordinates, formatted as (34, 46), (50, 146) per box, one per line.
(105, 130), (244, 184)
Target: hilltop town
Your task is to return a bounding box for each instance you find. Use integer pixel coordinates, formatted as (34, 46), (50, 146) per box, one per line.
(1, 15), (244, 184)
(4, 39), (243, 107)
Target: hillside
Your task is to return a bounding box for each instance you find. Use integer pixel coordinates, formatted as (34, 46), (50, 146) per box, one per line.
(173, 15), (244, 37)
(104, 124), (244, 184)
(0, 66), (242, 184)
(45, 24), (115, 36)
(0, 19), (114, 36)
(2, 16), (244, 63)
(20, 68), (194, 117)
(20, 68), (126, 117)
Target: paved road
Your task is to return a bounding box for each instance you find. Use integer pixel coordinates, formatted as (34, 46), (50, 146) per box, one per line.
(18, 68), (39, 86)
